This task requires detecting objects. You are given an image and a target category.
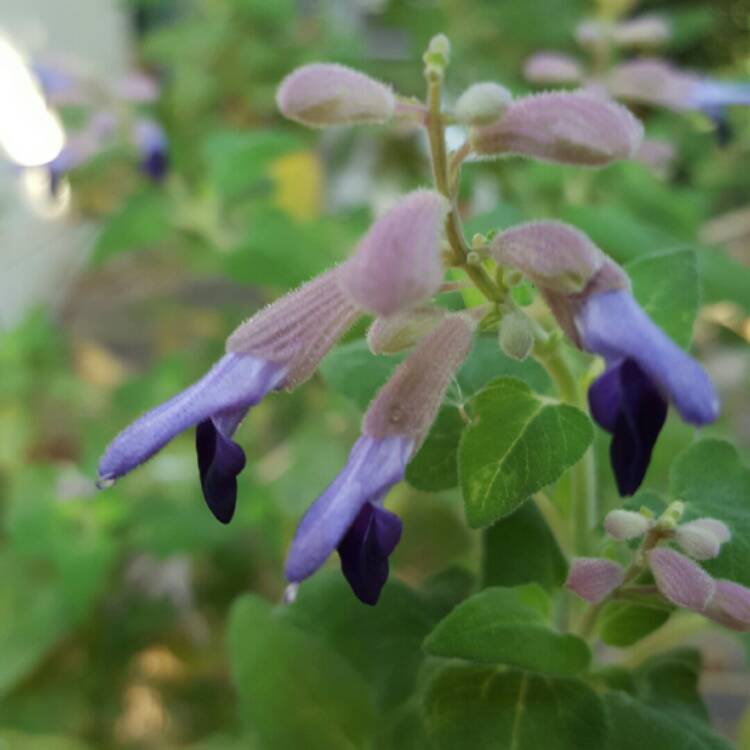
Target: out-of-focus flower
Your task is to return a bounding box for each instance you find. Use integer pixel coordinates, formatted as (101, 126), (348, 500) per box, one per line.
(276, 63), (396, 127)
(133, 118), (169, 182)
(566, 557), (625, 602)
(99, 267), (360, 523)
(523, 52), (584, 86)
(285, 314), (475, 604)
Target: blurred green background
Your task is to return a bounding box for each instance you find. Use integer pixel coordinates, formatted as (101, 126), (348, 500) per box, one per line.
(0, 0), (749, 747)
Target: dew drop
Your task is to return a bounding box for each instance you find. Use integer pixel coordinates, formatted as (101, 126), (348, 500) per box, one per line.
(96, 475), (116, 490)
(282, 583), (299, 605)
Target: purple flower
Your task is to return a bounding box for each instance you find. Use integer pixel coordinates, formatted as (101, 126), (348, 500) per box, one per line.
(285, 435), (412, 604)
(608, 59), (750, 144)
(579, 290), (719, 495)
(99, 267), (360, 522)
(490, 222), (719, 495)
(99, 354), (285, 522)
(285, 314), (476, 605)
(133, 118), (169, 182)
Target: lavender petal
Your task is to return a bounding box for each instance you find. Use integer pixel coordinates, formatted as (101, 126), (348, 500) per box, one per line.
(578, 290), (719, 426)
(284, 435), (413, 583)
(98, 353), (285, 482)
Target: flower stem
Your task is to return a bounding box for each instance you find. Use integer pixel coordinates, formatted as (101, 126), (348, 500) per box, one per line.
(424, 73), (503, 304)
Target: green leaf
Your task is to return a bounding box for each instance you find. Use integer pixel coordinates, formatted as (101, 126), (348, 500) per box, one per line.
(634, 649), (707, 718)
(91, 189), (171, 263)
(457, 336), (551, 396)
(203, 130), (301, 198)
(670, 439), (750, 587)
(0, 475), (115, 697)
(281, 573), (435, 710)
(319, 339), (400, 410)
(0, 732), (92, 750)
(598, 602), (671, 648)
(604, 693), (731, 750)
(459, 378), (593, 527)
(228, 594), (375, 750)
(424, 585), (591, 676)
(424, 665), (607, 750)
(225, 208), (365, 289)
(604, 649), (728, 749)
(481, 500), (567, 590)
(406, 407), (465, 491)
(626, 249), (699, 349)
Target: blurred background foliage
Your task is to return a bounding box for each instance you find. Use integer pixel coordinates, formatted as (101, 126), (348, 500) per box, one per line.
(0, 0), (749, 747)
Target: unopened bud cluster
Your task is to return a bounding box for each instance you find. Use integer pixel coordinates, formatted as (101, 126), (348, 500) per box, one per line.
(568, 502), (749, 631)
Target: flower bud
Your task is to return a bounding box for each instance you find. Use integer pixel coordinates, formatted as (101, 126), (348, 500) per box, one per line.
(612, 16), (671, 48)
(523, 53), (584, 85)
(566, 557), (625, 603)
(490, 221), (605, 294)
(675, 518), (731, 561)
(276, 63), (396, 127)
(604, 509), (653, 541)
(648, 547), (715, 612)
(227, 266), (360, 388)
(367, 307), (447, 355)
(575, 19), (612, 48)
(706, 580), (750, 631)
(363, 314), (475, 448)
(455, 82), (512, 126)
(498, 308), (534, 361)
(607, 59), (695, 111)
(338, 190), (449, 317)
(470, 91), (643, 167)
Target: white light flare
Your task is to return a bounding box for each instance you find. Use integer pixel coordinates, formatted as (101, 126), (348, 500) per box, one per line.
(0, 34), (65, 167)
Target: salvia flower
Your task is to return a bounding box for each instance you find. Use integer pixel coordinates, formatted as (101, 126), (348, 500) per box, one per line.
(523, 52), (584, 86)
(98, 266), (360, 523)
(338, 190), (449, 317)
(470, 91), (643, 166)
(674, 518), (731, 561)
(648, 547), (715, 612)
(608, 58), (750, 143)
(285, 314), (475, 604)
(490, 220), (719, 495)
(276, 63), (396, 128)
(566, 557), (625, 603)
(604, 509), (653, 541)
(133, 118), (170, 182)
(579, 290), (719, 495)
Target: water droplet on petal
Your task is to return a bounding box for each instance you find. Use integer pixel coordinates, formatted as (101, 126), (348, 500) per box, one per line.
(96, 475), (116, 490)
(282, 583), (299, 605)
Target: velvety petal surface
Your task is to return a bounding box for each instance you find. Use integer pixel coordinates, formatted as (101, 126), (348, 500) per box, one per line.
(196, 412), (248, 524)
(98, 353), (285, 482)
(337, 502), (403, 605)
(285, 435), (413, 584)
(589, 359), (668, 496)
(578, 290), (719, 425)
